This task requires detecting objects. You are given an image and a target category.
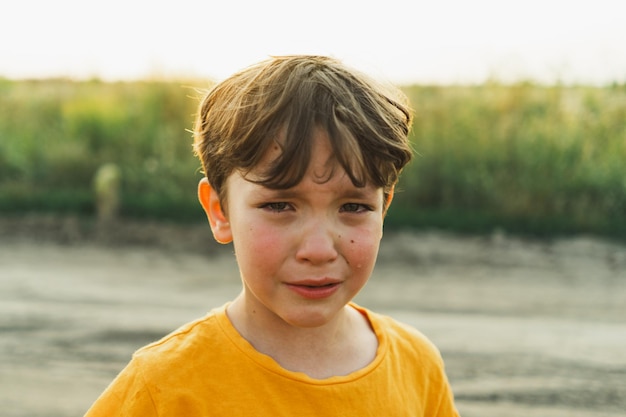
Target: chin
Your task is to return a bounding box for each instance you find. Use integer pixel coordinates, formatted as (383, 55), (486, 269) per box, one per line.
(281, 306), (343, 328)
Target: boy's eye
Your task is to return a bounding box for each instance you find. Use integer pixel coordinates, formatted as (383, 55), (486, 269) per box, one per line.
(261, 202), (291, 212)
(340, 203), (372, 213)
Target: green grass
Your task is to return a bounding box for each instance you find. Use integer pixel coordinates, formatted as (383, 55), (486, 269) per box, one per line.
(393, 82), (626, 239)
(0, 77), (206, 222)
(1, 77), (625, 239)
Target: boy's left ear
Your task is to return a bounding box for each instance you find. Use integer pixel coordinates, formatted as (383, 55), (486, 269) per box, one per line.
(383, 186), (395, 215)
(198, 178), (233, 244)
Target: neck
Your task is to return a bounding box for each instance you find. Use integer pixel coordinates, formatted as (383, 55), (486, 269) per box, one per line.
(227, 292), (352, 351)
(226, 293), (377, 379)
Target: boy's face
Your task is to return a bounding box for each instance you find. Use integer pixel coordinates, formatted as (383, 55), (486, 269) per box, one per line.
(200, 129), (385, 329)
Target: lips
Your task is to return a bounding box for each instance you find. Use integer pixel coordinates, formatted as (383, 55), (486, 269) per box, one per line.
(285, 278), (342, 299)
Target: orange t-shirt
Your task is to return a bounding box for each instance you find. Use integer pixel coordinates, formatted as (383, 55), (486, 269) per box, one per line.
(85, 303), (459, 416)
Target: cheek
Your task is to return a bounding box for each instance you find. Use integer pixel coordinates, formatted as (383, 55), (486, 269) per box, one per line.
(233, 223), (285, 270)
(343, 227), (382, 270)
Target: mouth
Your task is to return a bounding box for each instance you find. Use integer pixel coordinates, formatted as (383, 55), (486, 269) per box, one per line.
(285, 279), (342, 299)
(302, 283), (336, 288)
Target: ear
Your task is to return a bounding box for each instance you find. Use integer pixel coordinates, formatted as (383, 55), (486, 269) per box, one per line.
(198, 178), (233, 244)
(383, 186), (395, 216)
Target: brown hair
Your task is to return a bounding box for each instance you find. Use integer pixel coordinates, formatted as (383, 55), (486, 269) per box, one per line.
(193, 55), (413, 206)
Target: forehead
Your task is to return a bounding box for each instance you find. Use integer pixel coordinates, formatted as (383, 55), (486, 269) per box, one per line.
(249, 127), (336, 181)
(241, 134), (383, 203)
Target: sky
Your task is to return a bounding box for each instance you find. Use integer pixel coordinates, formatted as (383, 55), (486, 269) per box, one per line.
(2, 0), (625, 85)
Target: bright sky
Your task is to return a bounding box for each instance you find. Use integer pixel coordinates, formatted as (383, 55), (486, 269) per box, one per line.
(2, 0), (625, 85)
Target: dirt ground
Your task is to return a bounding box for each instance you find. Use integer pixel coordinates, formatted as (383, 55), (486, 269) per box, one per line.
(1, 215), (625, 417)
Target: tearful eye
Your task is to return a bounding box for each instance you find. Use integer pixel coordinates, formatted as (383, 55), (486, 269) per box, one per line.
(341, 203), (371, 213)
(262, 202), (291, 212)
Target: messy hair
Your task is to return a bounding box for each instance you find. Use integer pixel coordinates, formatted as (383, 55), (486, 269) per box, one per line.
(193, 55), (413, 205)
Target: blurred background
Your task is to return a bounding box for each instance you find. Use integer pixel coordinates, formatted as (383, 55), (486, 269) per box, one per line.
(1, 1), (625, 417)
(1, 0), (625, 238)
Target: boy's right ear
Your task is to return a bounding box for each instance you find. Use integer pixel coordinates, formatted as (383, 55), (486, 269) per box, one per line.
(198, 178), (233, 244)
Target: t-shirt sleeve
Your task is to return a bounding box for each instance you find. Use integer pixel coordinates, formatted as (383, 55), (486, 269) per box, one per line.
(427, 348), (460, 417)
(84, 357), (157, 417)
(432, 369), (460, 417)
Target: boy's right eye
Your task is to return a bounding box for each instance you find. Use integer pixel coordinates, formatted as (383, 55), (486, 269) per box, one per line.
(261, 202), (291, 212)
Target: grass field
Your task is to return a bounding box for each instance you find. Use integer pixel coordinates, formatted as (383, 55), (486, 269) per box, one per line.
(1, 77), (625, 239)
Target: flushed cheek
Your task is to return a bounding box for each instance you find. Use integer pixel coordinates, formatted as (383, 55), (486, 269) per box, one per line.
(342, 230), (381, 272)
(234, 223), (286, 274)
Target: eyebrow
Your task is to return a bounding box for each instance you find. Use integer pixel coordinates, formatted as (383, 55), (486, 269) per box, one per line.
(258, 185), (380, 201)
(338, 188), (380, 200)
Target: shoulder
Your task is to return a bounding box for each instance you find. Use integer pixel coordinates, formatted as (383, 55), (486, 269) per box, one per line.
(85, 306), (232, 416)
(355, 304), (446, 369)
(355, 305), (459, 414)
(132, 304), (229, 370)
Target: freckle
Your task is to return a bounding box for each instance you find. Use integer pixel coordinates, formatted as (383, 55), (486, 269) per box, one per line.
(350, 239), (354, 243)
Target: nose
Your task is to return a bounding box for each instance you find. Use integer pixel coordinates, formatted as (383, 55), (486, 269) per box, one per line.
(295, 220), (338, 265)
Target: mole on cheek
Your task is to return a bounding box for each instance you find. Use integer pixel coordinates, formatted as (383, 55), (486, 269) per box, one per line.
(350, 239), (354, 243)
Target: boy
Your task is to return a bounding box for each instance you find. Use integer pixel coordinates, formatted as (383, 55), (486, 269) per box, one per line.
(85, 55), (459, 416)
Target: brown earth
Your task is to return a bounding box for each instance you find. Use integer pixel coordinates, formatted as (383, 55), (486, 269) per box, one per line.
(1, 215), (625, 417)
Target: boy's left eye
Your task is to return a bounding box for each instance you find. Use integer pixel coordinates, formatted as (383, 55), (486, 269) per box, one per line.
(340, 203), (371, 213)
(261, 202), (292, 212)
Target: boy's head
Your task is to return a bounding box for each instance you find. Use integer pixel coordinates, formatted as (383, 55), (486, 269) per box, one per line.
(193, 55), (413, 210)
